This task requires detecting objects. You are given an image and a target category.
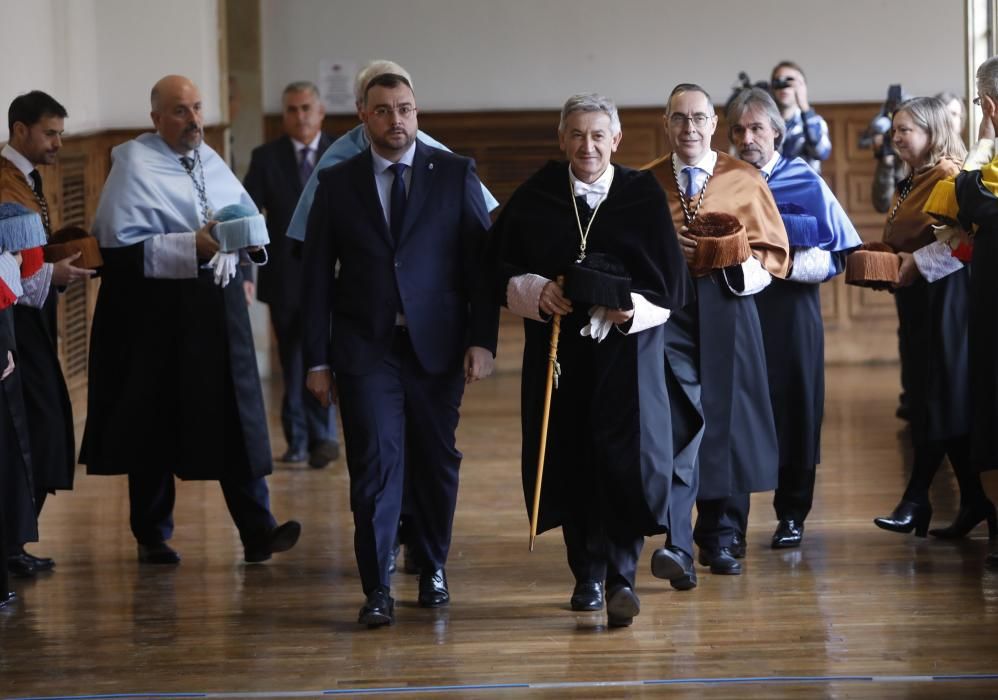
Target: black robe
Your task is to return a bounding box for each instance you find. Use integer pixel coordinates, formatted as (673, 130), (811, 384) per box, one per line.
(957, 170), (998, 469)
(0, 308), (38, 547)
(80, 244), (271, 481)
(492, 161), (694, 536)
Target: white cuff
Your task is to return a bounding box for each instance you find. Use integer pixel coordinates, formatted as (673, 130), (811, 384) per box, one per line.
(788, 247), (833, 284)
(913, 240), (964, 283)
(0, 253), (24, 300)
(308, 365), (330, 372)
(506, 273), (550, 322)
(723, 256), (772, 296)
(965, 138), (996, 171)
(17, 263), (53, 308)
(242, 247), (269, 266)
(624, 292), (671, 334)
(144, 232), (198, 279)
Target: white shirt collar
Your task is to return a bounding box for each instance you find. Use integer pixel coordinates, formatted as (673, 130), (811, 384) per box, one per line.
(569, 163), (615, 205)
(291, 132), (322, 153)
(760, 152), (781, 178)
(673, 149), (718, 175)
(371, 141), (417, 175)
(1, 144), (35, 184)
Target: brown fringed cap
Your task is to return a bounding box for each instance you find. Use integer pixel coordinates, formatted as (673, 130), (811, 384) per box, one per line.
(844, 242), (898, 289)
(686, 212), (752, 277)
(44, 226), (104, 269)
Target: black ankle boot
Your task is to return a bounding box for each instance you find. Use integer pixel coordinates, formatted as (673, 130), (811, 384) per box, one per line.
(874, 500), (932, 537)
(929, 500), (997, 540)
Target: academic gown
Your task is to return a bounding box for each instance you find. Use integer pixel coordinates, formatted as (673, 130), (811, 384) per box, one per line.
(957, 167), (998, 469)
(648, 151), (789, 499)
(0, 308), (38, 548)
(0, 158), (75, 493)
(757, 156), (861, 470)
(80, 134), (271, 481)
(492, 161), (694, 536)
(887, 160), (970, 446)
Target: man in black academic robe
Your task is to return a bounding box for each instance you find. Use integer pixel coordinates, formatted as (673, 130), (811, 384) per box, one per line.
(491, 94), (695, 626)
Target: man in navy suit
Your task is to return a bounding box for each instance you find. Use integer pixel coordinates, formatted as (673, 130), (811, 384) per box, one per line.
(244, 81), (340, 468)
(303, 72), (497, 627)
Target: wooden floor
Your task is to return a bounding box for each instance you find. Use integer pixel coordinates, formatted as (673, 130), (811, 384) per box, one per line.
(3, 363), (998, 699)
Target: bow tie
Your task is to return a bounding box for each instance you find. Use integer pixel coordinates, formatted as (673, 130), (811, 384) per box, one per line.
(573, 179), (609, 198)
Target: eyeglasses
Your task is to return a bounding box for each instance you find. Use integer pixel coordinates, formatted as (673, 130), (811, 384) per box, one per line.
(974, 96), (982, 106)
(668, 113), (712, 128)
(371, 105), (415, 119)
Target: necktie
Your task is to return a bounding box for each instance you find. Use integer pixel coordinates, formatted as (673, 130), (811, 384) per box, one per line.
(29, 170), (43, 198)
(389, 162), (408, 244)
(299, 146), (314, 185)
(28, 170), (51, 232)
(180, 156), (195, 172)
(683, 166), (702, 199)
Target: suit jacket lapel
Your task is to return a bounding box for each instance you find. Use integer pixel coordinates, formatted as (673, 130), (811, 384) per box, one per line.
(279, 136), (302, 195)
(398, 141), (432, 246)
(351, 149), (394, 248)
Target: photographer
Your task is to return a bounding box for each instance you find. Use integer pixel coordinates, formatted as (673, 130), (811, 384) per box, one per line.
(771, 61), (831, 173)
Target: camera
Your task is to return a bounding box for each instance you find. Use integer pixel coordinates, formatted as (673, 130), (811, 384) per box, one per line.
(771, 77), (793, 90)
(859, 84), (905, 156)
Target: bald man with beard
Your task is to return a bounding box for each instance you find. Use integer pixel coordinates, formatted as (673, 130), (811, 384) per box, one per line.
(81, 75), (300, 566)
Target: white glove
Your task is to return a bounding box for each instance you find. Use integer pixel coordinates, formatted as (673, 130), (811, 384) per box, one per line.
(580, 305), (613, 342)
(209, 251), (240, 287)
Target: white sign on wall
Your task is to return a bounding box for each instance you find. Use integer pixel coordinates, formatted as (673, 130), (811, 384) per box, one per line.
(318, 60), (357, 113)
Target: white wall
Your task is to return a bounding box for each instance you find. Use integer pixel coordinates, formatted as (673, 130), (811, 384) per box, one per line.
(261, 0), (965, 113)
(0, 0), (221, 140)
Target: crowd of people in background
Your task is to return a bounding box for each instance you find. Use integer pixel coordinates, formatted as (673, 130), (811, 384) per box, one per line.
(1, 56), (997, 631)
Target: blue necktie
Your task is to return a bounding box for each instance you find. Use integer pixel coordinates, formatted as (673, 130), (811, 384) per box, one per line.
(683, 166), (702, 199)
(299, 147), (314, 186)
(389, 162), (408, 244)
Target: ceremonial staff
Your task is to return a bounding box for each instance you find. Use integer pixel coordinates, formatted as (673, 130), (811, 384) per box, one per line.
(529, 275), (564, 551)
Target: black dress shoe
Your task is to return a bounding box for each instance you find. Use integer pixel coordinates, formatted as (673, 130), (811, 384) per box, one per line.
(929, 500), (998, 540)
(570, 580), (604, 611)
(771, 519), (804, 549)
(730, 534), (747, 559)
(8, 554), (38, 578)
(651, 545), (698, 590)
(358, 587), (395, 627)
(137, 542), (181, 565)
(280, 446), (308, 463)
(605, 586), (640, 627)
(21, 550), (55, 571)
(245, 520), (302, 563)
(418, 568), (449, 608)
(698, 547), (742, 575)
(308, 440), (340, 469)
(0, 591), (16, 609)
(874, 500), (932, 537)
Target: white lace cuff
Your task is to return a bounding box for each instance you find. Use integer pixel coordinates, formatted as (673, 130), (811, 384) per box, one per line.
(506, 273), (550, 322)
(723, 255), (772, 296)
(144, 232), (198, 279)
(788, 247), (832, 284)
(17, 262), (52, 307)
(913, 240), (964, 283)
(624, 292), (671, 334)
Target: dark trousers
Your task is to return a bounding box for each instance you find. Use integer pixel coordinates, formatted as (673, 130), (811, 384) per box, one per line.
(774, 466), (816, 522)
(664, 462), (698, 560)
(336, 329), (464, 595)
(128, 468), (276, 548)
(271, 305), (338, 451)
(694, 496), (744, 552)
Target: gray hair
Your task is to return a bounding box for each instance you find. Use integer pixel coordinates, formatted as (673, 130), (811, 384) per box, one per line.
(558, 93), (621, 136)
(354, 60), (413, 105)
(978, 57), (998, 98)
(667, 83), (715, 116)
(726, 87), (786, 148)
(282, 81), (320, 100)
